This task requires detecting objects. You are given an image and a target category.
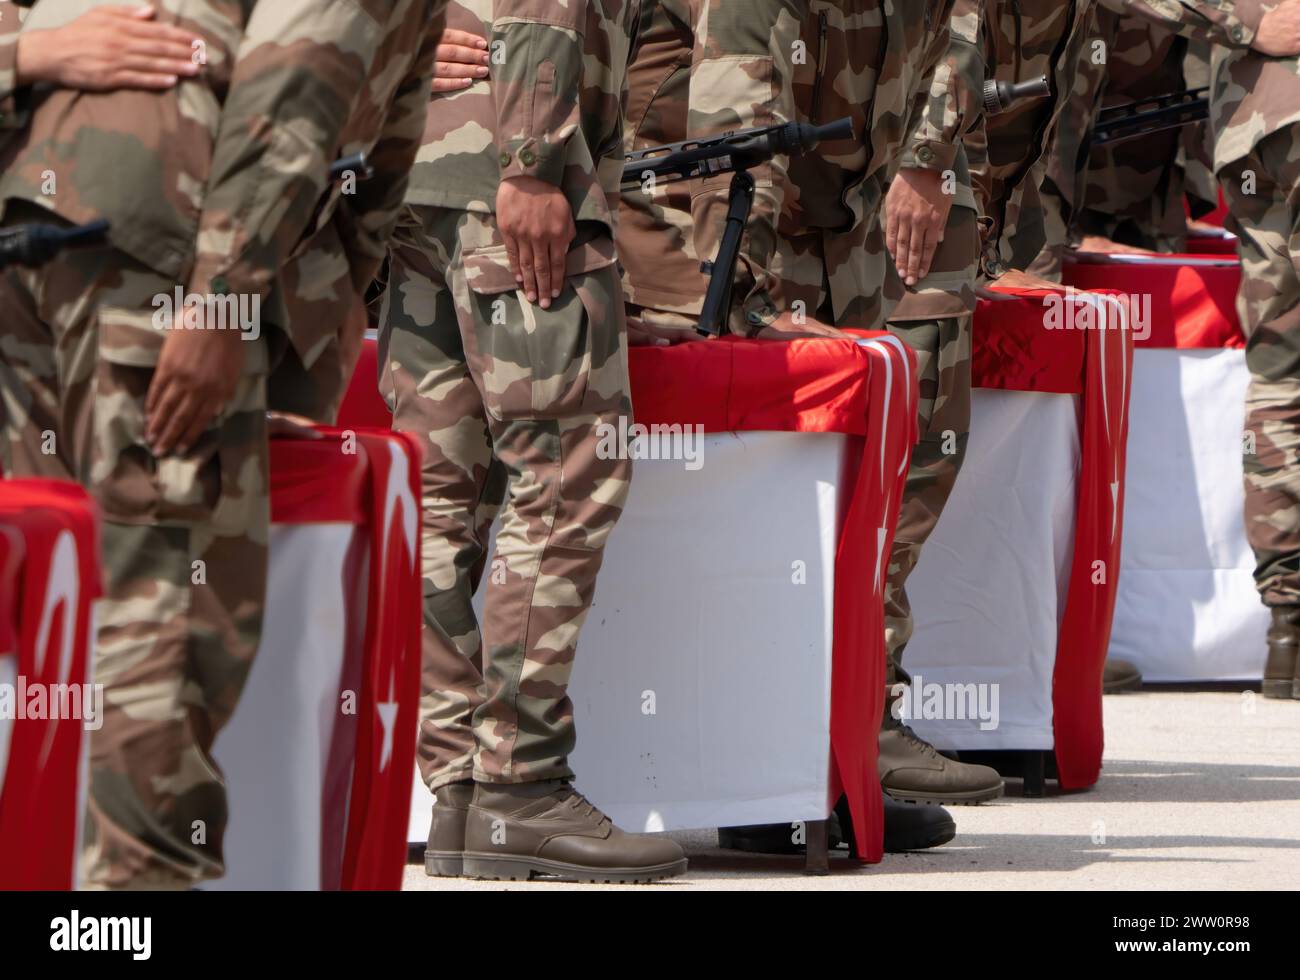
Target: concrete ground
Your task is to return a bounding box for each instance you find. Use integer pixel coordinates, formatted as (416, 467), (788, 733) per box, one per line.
(402, 689), (1300, 891)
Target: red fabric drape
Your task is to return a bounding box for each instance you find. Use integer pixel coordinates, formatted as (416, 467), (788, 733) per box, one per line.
(0, 480), (102, 889)
(627, 334), (918, 862)
(970, 286), (1135, 789)
(270, 430), (424, 889)
(1065, 256), (1243, 349)
(341, 334), (918, 863)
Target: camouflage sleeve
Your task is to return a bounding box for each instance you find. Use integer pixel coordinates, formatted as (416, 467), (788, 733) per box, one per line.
(187, 1), (384, 302)
(0, 0), (31, 132)
(902, 0), (985, 173)
(688, 0), (801, 333)
(1113, 0), (1266, 48)
(490, 0), (589, 186)
(333, 21), (440, 293)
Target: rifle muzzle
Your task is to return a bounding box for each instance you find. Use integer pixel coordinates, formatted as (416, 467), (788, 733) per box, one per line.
(0, 219), (111, 270)
(983, 75), (1051, 116)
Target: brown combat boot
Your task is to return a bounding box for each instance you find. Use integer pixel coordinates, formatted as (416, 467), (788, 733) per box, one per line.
(424, 781), (474, 877)
(879, 722), (1004, 805)
(1264, 605), (1300, 700)
(463, 780), (688, 883)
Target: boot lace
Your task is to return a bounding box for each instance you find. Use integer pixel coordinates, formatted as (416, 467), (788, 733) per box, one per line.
(897, 723), (940, 760)
(559, 784), (612, 828)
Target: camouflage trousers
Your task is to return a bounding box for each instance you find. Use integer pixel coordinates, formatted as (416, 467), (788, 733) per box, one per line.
(1220, 129), (1300, 606)
(0, 212), (270, 889)
(378, 205), (632, 793)
(881, 206), (978, 684)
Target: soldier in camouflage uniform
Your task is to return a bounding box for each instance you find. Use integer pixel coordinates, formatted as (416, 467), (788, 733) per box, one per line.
(1031, 0), (1217, 279)
(381, 0), (688, 883)
(592, 0), (995, 849)
(1032, 0), (1300, 698)
(598, 0), (1003, 811)
(877, 2), (992, 804)
(967, 0), (1099, 281)
(1118, 0), (1300, 699)
(617, 1), (1008, 813)
(1218, 30), (1300, 702)
(0, 0), (441, 889)
(972, 0), (1300, 694)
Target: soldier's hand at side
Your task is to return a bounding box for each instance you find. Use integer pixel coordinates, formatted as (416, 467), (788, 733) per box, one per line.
(145, 314), (246, 457)
(1255, 0), (1300, 57)
(886, 167), (952, 287)
(15, 5), (202, 91)
(433, 29), (489, 93)
(497, 176), (576, 310)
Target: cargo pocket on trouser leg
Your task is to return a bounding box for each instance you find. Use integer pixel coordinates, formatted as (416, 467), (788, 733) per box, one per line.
(458, 229), (628, 422)
(91, 306), (270, 530)
(88, 304), (270, 885)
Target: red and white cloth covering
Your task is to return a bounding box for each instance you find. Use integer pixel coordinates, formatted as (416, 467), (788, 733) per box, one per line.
(904, 284), (1134, 790)
(208, 429), (423, 890)
(1068, 251), (1242, 349)
(349, 333), (918, 864)
(625, 334), (917, 862)
(0, 480), (102, 890)
(1065, 252), (1269, 682)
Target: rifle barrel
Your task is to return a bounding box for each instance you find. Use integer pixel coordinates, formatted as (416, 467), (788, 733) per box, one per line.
(1092, 91), (1209, 148)
(622, 117), (855, 189)
(0, 219), (111, 270)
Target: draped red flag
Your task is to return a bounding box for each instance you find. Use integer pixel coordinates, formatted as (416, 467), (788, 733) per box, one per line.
(0, 480), (102, 889)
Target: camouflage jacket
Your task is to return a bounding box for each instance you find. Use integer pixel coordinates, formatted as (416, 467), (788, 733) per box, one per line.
(618, 0), (800, 330)
(902, 0), (983, 213)
(766, 0), (956, 328)
(0, 0), (440, 328)
(280, 0), (442, 365)
(618, 0), (957, 333)
(970, 0), (1097, 275)
(1119, 0), (1298, 173)
(779, 1), (954, 231)
(405, 0), (642, 238)
(1043, 0), (1200, 252)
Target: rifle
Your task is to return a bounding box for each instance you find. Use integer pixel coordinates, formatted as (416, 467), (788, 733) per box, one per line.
(623, 117), (854, 337)
(0, 219), (110, 270)
(983, 75), (1051, 116)
(1091, 88), (1208, 148)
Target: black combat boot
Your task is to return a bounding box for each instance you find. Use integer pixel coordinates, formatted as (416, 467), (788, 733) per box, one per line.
(717, 793), (956, 855)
